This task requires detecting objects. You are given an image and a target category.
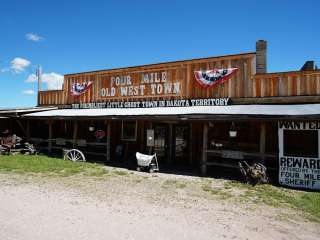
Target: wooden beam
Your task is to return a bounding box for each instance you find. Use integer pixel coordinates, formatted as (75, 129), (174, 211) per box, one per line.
(189, 122), (193, 165)
(168, 123), (173, 164)
(232, 95), (320, 104)
(106, 120), (111, 162)
(201, 122), (208, 176)
(15, 119), (27, 137)
(72, 120), (78, 148)
(148, 122), (153, 155)
(259, 122), (266, 164)
(140, 120), (145, 152)
(26, 120), (30, 142)
(48, 120), (53, 153)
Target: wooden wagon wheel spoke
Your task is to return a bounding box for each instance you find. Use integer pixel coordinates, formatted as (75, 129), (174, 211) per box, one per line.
(67, 152), (73, 161)
(75, 152), (81, 161)
(69, 151), (74, 161)
(64, 149), (86, 162)
(71, 151), (76, 160)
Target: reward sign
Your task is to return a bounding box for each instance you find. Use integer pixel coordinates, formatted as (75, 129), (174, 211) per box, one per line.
(72, 98), (230, 109)
(278, 121), (320, 190)
(279, 157), (320, 189)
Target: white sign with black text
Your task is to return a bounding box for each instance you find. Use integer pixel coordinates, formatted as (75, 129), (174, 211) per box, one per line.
(72, 98), (230, 109)
(278, 121), (320, 190)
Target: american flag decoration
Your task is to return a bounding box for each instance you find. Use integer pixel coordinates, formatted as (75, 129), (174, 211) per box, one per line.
(194, 68), (238, 89)
(70, 81), (93, 96)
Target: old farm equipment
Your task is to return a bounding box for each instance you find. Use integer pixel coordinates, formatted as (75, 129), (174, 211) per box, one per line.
(136, 152), (159, 173)
(238, 161), (268, 185)
(63, 149), (86, 162)
(0, 134), (36, 155)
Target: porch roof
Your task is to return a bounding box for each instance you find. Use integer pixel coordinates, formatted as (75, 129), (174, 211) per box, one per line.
(22, 104), (320, 120)
(0, 106), (58, 117)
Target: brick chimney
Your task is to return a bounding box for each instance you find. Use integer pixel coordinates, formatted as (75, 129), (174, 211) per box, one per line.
(256, 40), (267, 74)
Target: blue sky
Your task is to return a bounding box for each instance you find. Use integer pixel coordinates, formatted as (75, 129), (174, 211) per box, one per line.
(0, 0), (319, 108)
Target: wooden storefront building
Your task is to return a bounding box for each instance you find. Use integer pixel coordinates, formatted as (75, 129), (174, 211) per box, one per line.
(3, 40), (320, 190)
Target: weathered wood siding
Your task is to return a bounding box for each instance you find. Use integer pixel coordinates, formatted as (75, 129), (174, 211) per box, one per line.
(38, 53), (320, 106)
(253, 71), (320, 97)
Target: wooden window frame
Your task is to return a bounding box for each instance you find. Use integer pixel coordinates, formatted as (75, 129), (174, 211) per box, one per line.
(121, 120), (138, 141)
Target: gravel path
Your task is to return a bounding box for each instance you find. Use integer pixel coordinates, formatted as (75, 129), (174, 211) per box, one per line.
(0, 172), (319, 240)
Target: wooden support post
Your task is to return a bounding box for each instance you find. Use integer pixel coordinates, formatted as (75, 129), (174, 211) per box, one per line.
(140, 121), (145, 152)
(148, 122), (153, 155)
(106, 120), (111, 162)
(73, 120), (78, 148)
(168, 123), (173, 164)
(201, 122), (208, 176)
(15, 119), (27, 137)
(259, 122), (266, 164)
(48, 120), (52, 153)
(26, 120), (30, 142)
(189, 122), (193, 165)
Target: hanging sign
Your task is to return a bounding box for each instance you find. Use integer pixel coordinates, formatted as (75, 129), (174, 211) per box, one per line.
(194, 68), (238, 89)
(278, 121), (320, 190)
(70, 81), (93, 96)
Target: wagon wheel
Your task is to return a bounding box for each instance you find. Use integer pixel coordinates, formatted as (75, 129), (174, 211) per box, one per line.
(64, 149), (86, 162)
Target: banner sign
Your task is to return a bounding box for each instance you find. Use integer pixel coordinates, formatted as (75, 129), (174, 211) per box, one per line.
(194, 68), (238, 89)
(71, 98), (230, 109)
(70, 81), (93, 96)
(278, 121), (320, 190)
(99, 71), (181, 98)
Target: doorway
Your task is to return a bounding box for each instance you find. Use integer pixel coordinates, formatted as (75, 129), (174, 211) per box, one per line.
(152, 123), (190, 167)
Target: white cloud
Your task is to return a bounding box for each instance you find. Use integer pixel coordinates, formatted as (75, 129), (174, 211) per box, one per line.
(10, 57), (31, 73)
(25, 72), (64, 90)
(42, 72), (64, 90)
(25, 73), (37, 83)
(26, 33), (44, 42)
(22, 89), (35, 95)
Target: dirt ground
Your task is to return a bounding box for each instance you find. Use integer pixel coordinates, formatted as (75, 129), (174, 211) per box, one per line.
(0, 170), (319, 240)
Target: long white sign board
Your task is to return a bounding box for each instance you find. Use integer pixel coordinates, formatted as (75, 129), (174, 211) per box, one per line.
(278, 121), (320, 190)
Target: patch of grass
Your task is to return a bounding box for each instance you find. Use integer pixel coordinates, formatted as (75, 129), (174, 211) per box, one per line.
(223, 180), (320, 222)
(112, 169), (129, 176)
(0, 155), (108, 177)
(162, 179), (187, 189)
(289, 192), (320, 222)
(201, 181), (233, 200)
(85, 167), (109, 177)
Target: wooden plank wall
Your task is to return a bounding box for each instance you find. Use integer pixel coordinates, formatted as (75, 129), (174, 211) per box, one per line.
(253, 71), (320, 97)
(38, 53), (320, 106)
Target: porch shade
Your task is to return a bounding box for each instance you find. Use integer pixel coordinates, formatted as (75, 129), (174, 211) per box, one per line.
(22, 104), (320, 120)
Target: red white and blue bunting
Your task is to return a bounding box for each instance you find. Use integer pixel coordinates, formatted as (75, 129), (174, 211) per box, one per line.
(194, 68), (238, 89)
(70, 81), (93, 96)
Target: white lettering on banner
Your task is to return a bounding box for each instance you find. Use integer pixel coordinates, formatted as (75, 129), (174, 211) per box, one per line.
(100, 71), (180, 97)
(71, 98), (230, 109)
(111, 75), (132, 86)
(141, 72), (167, 84)
(278, 121), (320, 190)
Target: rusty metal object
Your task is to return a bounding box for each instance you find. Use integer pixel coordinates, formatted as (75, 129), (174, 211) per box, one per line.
(0, 134), (36, 155)
(239, 161), (268, 185)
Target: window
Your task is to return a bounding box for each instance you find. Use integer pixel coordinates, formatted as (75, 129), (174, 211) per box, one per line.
(283, 130), (318, 158)
(121, 121), (137, 141)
